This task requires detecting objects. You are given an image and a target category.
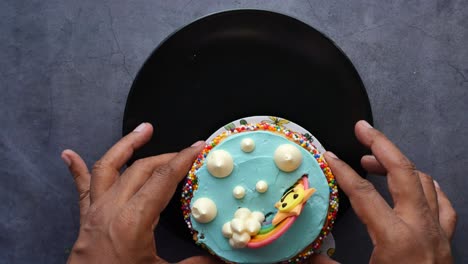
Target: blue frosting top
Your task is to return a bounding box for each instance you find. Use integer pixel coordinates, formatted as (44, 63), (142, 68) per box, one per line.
(190, 131), (330, 264)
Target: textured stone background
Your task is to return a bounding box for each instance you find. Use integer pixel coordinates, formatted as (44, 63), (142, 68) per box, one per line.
(1, 0), (467, 263)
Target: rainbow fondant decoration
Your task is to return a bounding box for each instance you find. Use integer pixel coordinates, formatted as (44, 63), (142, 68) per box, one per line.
(247, 176), (312, 248)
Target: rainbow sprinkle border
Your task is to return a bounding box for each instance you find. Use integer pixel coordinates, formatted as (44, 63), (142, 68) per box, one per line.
(181, 122), (339, 263)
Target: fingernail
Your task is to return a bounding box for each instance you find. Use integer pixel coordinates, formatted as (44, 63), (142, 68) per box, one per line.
(61, 153), (71, 166)
(325, 151), (338, 159)
(433, 180), (440, 189)
(361, 120), (373, 128)
(133, 123), (147, 132)
(191, 140), (205, 147)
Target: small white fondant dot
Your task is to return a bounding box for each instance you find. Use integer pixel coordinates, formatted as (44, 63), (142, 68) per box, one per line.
(240, 138), (255, 153)
(232, 186), (246, 199)
(256, 180), (268, 193)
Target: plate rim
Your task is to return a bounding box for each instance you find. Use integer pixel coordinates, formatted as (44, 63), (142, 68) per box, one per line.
(122, 8), (374, 137)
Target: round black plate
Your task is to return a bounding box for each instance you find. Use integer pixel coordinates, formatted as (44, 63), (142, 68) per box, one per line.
(122, 9), (373, 244)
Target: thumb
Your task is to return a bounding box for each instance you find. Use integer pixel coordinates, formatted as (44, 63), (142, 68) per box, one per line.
(62, 149), (91, 224)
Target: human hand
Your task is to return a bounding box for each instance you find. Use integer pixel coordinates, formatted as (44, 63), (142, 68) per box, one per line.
(62, 123), (220, 264)
(322, 120), (457, 263)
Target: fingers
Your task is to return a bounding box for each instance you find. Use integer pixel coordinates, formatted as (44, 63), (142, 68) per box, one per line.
(363, 158), (440, 221)
(354, 120), (426, 213)
(116, 153), (178, 203)
(307, 253), (340, 263)
(62, 149), (91, 224)
(129, 141), (206, 227)
(90, 122), (153, 203)
(418, 172), (438, 220)
(361, 154), (440, 221)
(434, 181), (457, 240)
(324, 152), (396, 243)
(361, 155), (387, 175)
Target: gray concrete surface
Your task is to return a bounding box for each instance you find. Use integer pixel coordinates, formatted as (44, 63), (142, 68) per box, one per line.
(1, 0), (467, 263)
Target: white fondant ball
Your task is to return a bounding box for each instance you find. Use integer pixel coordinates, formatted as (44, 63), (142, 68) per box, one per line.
(256, 180), (268, 193)
(273, 144), (303, 172)
(191, 197), (217, 223)
(231, 232), (250, 248)
(240, 138), (255, 152)
(230, 218), (246, 233)
(206, 150), (234, 178)
(232, 186), (246, 199)
(245, 218), (261, 235)
(250, 211), (265, 222)
(222, 222), (233, 238)
(234, 208), (251, 220)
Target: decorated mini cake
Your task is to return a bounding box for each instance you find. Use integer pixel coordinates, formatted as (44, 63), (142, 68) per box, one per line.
(181, 117), (338, 263)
